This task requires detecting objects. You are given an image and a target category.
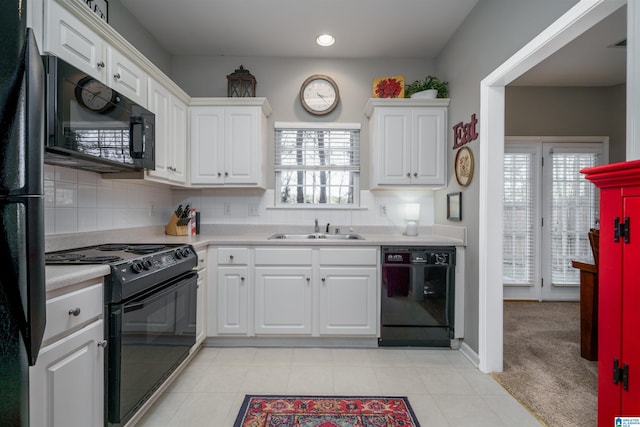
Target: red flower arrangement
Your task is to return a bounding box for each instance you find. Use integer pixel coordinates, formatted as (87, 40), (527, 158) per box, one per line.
(375, 77), (403, 98)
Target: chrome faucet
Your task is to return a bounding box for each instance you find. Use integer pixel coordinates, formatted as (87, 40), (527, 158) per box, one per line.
(314, 218), (319, 233)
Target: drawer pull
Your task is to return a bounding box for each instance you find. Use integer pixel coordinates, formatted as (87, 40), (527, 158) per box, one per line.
(97, 340), (108, 349)
(113, 73), (121, 80)
(68, 307), (81, 317)
(97, 61), (105, 68)
(230, 255), (234, 261)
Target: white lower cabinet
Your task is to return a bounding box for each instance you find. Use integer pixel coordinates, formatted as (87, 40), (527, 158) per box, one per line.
(319, 267), (377, 335)
(209, 246), (379, 339)
(30, 280), (106, 427)
(217, 266), (249, 334)
(254, 267), (313, 335)
(30, 319), (105, 427)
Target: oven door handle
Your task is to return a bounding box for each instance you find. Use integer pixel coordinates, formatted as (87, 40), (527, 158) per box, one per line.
(124, 276), (193, 312)
(124, 302), (145, 313)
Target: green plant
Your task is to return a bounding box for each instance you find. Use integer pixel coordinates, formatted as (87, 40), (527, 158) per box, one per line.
(404, 75), (449, 98)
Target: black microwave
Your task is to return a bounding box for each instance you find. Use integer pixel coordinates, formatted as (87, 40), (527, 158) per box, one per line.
(44, 55), (155, 174)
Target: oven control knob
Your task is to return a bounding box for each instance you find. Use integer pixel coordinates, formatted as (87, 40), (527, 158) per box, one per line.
(434, 253), (447, 264)
(142, 259), (153, 270)
(175, 248), (191, 259)
(131, 262), (144, 273)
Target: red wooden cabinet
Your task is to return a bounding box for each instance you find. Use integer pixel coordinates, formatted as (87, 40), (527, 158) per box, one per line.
(583, 160), (640, 426)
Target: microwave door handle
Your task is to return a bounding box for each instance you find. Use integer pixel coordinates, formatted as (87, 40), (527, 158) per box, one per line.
(129, 116), (145, 159)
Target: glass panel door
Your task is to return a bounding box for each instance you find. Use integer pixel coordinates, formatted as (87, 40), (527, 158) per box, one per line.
(504, 140), (604, 301)
(541, 144), (601, 301)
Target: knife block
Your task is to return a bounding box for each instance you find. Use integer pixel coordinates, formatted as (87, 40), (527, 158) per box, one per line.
(165, 214), (188, 236)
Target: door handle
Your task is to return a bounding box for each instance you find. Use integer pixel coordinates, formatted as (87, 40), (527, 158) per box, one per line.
(129, 117), (146, 159)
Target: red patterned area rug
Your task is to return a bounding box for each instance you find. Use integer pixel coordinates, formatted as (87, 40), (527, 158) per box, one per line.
(233, 395), (421, 427)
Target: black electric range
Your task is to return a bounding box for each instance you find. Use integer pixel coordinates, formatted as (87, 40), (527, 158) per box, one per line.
(45, 243), (197, 302)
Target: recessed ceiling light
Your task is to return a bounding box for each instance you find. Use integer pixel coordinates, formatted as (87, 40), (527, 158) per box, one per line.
(316, 34), (335, 47)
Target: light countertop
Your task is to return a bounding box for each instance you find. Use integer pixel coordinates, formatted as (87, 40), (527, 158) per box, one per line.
(45, 224), (466, 293)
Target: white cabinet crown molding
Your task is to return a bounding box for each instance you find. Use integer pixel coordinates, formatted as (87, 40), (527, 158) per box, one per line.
(363, 97), (450, 118)
(189, 97), (273, 117)
(52, 0), (190, 104)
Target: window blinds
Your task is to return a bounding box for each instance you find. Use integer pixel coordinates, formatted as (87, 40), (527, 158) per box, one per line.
(503, 152), (536, 285)
(550, 151), (600, 285)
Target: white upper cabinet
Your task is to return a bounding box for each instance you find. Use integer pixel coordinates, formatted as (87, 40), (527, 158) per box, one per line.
(189, 98), (271, 187)
(106, 47), (147, 106)
(44, 0), (106, 80)
(365, 98), (449, 188)
(146, 78), (188, 184)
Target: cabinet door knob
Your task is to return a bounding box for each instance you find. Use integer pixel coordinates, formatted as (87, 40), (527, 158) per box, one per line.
(229, 255), (234, 261)
(406, 173), (411, 178)
(68, 307), (81, 317)
(217, 172), (222, 177)
(241, 277), (245, 281)
(113, 73), (121, 80)
(306, 277), (310, 282)
(97, 61), (105, 68)
(225, 172), (229, 177)
(414, 172), (418, 177)
(97, 340), (108, 348)
(321, 277), (326, 282)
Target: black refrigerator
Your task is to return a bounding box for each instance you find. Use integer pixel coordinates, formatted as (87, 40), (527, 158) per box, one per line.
(0, 0), (47, 425)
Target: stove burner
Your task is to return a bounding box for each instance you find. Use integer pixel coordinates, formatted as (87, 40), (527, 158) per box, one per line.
(46, 253), (86, 262)
(96, 244), (130, 251)
(126, 245), (166, 254)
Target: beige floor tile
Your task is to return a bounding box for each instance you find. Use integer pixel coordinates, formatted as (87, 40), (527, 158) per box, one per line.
(251, 347), (295, 366)
(241, 366), (291, 393)
(291, 347), (333, 366)
(191, 365), (249, 393)
(375, 367), (430, 394)
(135, 347), (543, 427)
(287, 365), (334, 394)
(332, 366), (380, 394)
(420, 367), (475, 395)
(434, 394), (507, 427)
(165, 392), (237, 427)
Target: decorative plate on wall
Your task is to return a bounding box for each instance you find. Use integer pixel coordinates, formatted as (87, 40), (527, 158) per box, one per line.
(454, 146), (474, 187)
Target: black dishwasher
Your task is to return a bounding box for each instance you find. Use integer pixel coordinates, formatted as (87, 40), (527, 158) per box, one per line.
(379, 246), (455, 347)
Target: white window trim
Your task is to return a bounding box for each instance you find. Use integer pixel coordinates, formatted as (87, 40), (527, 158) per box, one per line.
(274, 122), (361, 208)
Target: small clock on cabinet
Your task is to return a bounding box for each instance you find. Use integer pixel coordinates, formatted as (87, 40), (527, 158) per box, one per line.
(299, 74), (339, 115)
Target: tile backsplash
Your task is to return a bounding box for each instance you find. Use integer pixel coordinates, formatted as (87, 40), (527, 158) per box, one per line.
(45, 165), (172, 235)
(46, 166), (436, 235)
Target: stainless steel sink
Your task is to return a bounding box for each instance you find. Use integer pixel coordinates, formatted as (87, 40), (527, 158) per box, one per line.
(268, 233), (364, 240)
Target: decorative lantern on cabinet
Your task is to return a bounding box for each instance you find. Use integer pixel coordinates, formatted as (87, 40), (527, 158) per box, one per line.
(227, 65), (256, 97)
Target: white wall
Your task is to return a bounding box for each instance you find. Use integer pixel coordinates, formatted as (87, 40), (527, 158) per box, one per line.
(433, 0), (581, 354)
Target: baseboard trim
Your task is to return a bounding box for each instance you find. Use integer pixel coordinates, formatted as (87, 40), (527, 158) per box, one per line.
(459, 341), (480, 368)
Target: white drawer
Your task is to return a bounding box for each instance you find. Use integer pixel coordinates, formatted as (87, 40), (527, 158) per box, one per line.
(43, 282), (103, 343)
(255, 248), (313, 265)
(217, 248), (249, 265)
(196, 249), (207, 270)
(319, 247), (378, 266)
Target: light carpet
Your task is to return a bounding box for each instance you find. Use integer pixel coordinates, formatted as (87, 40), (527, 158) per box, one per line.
(492, 301), (598, 427)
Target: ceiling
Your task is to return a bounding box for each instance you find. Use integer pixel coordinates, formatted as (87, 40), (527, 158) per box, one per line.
(119, 0), (626, 87)
(119, 0), (479, 59)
